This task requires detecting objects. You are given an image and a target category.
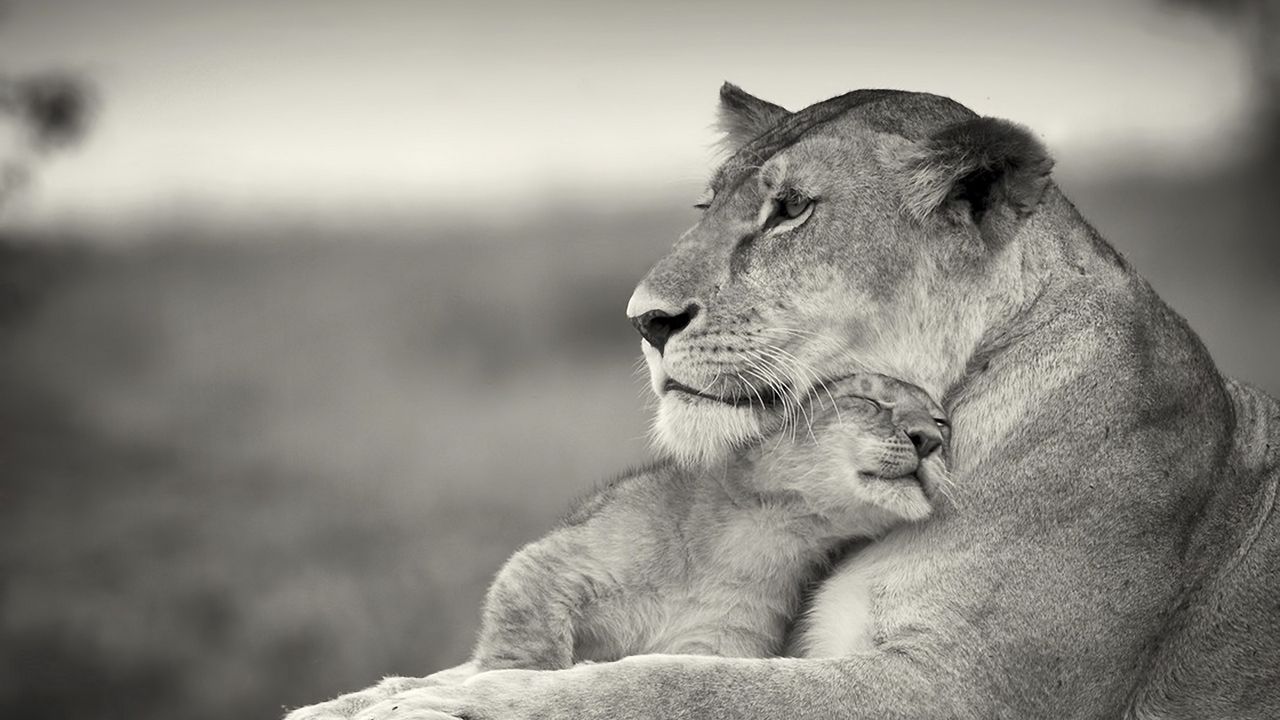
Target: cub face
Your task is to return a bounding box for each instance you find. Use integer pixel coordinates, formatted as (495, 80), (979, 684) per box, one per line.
(746, 373), (950, 531)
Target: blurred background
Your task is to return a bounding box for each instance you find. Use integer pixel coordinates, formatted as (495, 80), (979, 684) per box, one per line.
(1, 1), (1277, 718)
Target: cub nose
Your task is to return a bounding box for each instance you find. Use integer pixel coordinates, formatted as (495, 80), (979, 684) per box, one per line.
(629, 305), (698, 354)
(904, 420), (943, 459)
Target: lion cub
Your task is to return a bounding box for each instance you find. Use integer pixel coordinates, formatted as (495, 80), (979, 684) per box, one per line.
(473, 373), (949, 670)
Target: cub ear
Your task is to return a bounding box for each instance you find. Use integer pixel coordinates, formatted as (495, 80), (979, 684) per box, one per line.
(717, 82), (790, 152)
(899, 117), (1053, 241)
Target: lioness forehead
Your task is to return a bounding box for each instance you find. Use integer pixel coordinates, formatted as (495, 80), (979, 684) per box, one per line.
(711, 90), (978, 195)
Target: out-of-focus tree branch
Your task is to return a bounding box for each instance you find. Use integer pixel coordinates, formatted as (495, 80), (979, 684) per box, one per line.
(0, 0), (98, 205)
(0, 72), (96, 208)
(11, 72), (96, 149)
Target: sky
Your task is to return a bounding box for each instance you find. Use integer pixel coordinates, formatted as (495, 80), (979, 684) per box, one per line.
(0, 0), (1254, 229)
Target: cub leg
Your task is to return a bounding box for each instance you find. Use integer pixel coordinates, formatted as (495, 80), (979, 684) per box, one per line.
(473, 543), (585, 671)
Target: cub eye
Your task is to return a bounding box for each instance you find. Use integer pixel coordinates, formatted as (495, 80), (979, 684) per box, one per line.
(854, 396), (883, 411)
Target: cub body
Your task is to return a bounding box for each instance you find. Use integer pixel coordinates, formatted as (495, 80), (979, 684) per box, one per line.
(472, 373), (948, 670)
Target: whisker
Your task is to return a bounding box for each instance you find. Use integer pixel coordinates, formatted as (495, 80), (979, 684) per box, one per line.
(759, 327), (851, 366)
(755, 343), (823, 401)
(936, 464), (963, 511)
(692, 368), (725, 397)
(732, 370), (768, 415)
(753, 344), (830, 441)
(748, 350), (814, 446)
(745, 361), (792, 444)
(747, 348), (814, 443)
(741, 368), (791, 454)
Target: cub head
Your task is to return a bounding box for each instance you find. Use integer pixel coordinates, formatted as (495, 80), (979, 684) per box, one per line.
(629, 83), (1054, 465)
(745, 373), (951, 529)
(816, 372), (950, 483)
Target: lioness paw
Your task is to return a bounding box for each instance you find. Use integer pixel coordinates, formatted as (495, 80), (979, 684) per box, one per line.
(285, 668), (477, 720)
(284, 693), (373, 720)
(352, 669), (557, 720)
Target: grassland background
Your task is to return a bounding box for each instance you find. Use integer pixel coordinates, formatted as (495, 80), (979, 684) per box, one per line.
(2, 165), (1278, 720)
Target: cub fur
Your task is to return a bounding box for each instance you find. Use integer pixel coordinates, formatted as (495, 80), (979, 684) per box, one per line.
(282, 373), (947, 719)
(471, 373), (946, 670)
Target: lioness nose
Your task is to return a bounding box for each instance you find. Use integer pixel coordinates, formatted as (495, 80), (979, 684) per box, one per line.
(630, 305), (698, 353)
(904, 419), (943, 458)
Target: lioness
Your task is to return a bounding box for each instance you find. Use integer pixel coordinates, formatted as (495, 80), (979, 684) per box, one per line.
(288, 85), (1280, 719)
(471, 374), (947, 671)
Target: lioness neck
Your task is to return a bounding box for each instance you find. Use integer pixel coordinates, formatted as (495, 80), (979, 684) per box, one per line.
(852, 202), (1069, 406)
(942, 187), (1231, 476)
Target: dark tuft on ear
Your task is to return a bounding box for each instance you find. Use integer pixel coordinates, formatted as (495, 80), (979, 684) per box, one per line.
(900, 117), (1053, 236)
(717, 82), (790, 152)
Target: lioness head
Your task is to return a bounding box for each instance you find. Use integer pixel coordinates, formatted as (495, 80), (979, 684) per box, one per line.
(629, 84), (1054, 465)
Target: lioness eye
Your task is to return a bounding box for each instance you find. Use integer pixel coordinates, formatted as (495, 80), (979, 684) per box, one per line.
(762, 188), (815, 232)
(782, 189), (812, 219)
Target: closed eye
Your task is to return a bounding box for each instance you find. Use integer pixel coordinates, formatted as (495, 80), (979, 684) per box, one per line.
(693, 188), (715, 210)
(851, 396), (883, 412)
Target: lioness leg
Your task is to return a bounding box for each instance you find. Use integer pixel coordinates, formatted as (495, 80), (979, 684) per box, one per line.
(283, 663), (476, 720)
(348, 651), (974, 720)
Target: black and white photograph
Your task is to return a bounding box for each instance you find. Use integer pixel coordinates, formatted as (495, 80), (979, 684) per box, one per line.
(2, 1), (1278, 718)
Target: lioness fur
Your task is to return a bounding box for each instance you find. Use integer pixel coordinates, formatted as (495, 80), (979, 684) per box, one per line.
(286, 85), (1280, 720)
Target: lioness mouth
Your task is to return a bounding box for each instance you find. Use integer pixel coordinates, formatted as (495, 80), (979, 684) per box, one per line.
(663, 379), (781, 408)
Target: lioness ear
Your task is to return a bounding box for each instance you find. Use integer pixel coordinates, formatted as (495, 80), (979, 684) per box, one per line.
(717, 82), (790, 152)
(900, 117), (1053, 242)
